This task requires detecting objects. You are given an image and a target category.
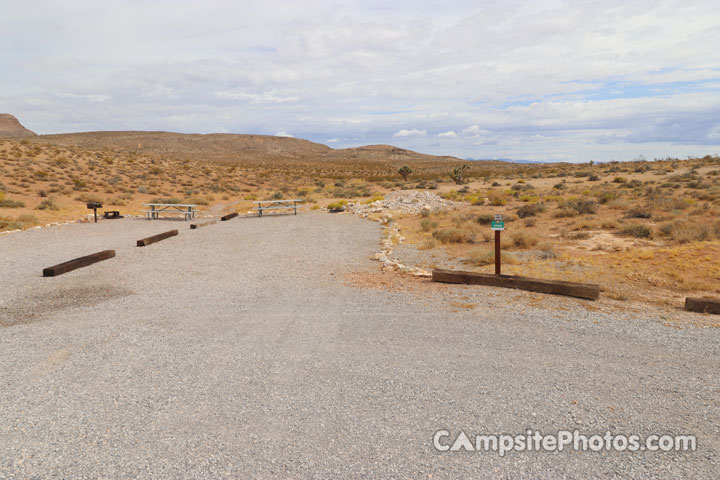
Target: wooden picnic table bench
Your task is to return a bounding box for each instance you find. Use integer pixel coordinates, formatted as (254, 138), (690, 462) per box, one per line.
(143, 203), (197, 221)
(253, 199), (302, 217)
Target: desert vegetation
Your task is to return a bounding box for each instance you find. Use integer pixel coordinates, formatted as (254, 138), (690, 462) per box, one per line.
(2, 136), (720, 305)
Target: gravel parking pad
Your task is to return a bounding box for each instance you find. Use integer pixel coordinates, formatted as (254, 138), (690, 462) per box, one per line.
(1, 213), (718, 478)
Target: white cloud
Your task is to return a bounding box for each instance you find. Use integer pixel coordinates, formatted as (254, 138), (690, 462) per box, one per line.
(215, 91), (298, 104)
(275, 131), (294, 137)
(393, 128), (426, 137)
(327, 138), (340, 143)
(1, 0), (720, 160)
(461, 126), (491, 138)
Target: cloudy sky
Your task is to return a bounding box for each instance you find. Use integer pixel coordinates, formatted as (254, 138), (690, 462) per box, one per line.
(2, 0), (719, 162)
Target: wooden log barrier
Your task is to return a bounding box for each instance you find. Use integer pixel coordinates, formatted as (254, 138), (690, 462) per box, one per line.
(221, 212), (239, 221)
(137, 229), (178, 247)
(685, 297), (720, 314)
(43, 250), (115, 277)
(432, 269), (600, 300)
(190, 220), (217, 230)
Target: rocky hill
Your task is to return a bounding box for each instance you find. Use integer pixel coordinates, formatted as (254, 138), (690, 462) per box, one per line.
(8, 114), (511, 168)
(36, 131), (476, 166)
(0, 114), (37, 138)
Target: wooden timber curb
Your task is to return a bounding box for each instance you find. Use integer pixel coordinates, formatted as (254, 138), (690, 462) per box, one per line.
(685, 297), (720, 314)
(221, 212), (239, 221)
(137, 229), (178, 247)
(190, 220), (217, 229)
(432, 269), (600, 300)
(43, 250), (116, 277)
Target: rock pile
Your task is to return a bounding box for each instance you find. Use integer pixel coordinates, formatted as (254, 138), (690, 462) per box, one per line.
(347, 190), (458, 216)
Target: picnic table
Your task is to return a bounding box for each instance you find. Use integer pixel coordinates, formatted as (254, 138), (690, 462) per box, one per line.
(253, 199), (302, 217)
(143, 203), (197, 221)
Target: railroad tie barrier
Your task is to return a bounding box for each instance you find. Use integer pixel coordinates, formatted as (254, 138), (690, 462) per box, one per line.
(43, 250), (116, 277)
(190, 220), (217, 230)
(432, 269), (600, 300)
(221, 212), (239, 221)
(685, 297), (720, 314)
(137, 229), (179, 247)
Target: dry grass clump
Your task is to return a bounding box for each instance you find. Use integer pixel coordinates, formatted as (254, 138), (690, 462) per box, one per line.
(625, 205), (653, 219)
(619, 224), (653, 238)
(0, 213), (38, 231)
(563, 198), (598, 215)
(420, 219), (438, 232)
(36, 197), (59, 211)
(476, 213), (494, 225)
(658, 220), (712, 244)
(432, 227), (476, 244)
(417, 238), (437, 250)
(468, 248), (519, 266)
(510, 230), (540, 248)
(516, 203), (545, 218)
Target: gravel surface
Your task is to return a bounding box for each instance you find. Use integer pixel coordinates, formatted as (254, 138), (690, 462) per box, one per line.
(0, 212), (718, 478)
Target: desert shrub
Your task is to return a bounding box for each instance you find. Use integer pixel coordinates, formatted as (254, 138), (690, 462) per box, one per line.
(476, 213), (494, 225)
(516, 203), (545, 218)
(596, 191), (617, 204)
(625, 206), (652, 219)
(613, 176), (627, 183)
(601, 221), (619, 230)
(658, 220), (711, 243)
(564, 198), (598, 215)
(74, 193), (104, 203)
(327, 201), (346, 211)
(620, 224), (652, 238)
(510, 230), (539, 248)
(36, 197), (59, 211)
(420, 208), (431, 217)
(432, 227), (475, 244)
(362, 194), (384, 204)
(0, 197), (25, 208)
(536, 241), (556, 259)
(108, 175), (122, 185)
(420, 219), (438, 232)
(418, 238), (437, 250)
(137, 185), (149, 194)
(488, 191), (507, 206)
(468, 249), (518, 266)
(553, 208), (577, 218)
(524, 218), (536, 227)
(0, 214), (38, 231)
(588, 175), (600, 181)
(71, 176), (87, 190)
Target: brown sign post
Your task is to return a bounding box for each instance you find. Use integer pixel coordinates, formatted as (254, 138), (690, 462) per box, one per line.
(491, 214), (504, 275)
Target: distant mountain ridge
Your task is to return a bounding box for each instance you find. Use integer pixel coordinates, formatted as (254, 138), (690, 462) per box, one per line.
(34, 130), (509, 167)
(0, 114), (37, 137)
(5, 114), (513, 168)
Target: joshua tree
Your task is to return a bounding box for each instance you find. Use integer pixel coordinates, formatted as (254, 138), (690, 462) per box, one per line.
(451, 164), (469, 185)
(397, 165), (413, 181)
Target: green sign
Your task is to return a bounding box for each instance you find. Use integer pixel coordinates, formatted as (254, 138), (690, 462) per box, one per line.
(491, 220), (504, 230)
